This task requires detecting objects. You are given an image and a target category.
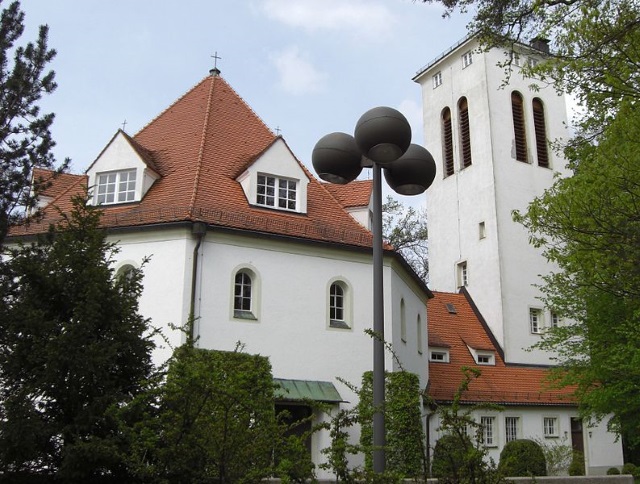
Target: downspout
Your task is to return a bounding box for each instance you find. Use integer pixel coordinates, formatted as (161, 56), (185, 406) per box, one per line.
(189, 222), (207, 345)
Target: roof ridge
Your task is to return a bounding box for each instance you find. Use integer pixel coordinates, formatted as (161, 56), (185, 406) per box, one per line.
(135, 77), (209, 138)
(188, 76), (217, 217)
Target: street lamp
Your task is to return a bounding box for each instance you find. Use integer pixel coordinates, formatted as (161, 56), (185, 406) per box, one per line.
(312, 107), (436, 473)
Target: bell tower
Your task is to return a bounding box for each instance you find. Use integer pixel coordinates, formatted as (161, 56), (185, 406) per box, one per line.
(414, 34), (571, 364)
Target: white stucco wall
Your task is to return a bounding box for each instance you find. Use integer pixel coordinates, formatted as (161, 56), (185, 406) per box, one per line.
(428, 406), (623, 475)
(416, 37), (571, 364)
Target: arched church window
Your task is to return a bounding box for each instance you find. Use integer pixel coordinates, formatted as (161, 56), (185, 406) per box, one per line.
(511, 91), (528, 162)
(442, 107), (454, 176)
(532, 98), (549, 167)
(458, 97), (472, 168)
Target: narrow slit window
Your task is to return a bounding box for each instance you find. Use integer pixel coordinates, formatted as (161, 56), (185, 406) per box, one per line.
(442, 107), (454, 176)
(512, 92), (527, 162)
(533, 98), (549, 167)
(458, 97), (472, 168)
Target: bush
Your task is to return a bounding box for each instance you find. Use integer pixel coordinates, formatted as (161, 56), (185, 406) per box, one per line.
(622, 462), (639, 477)
(607, 467), (621, 475)
(568, 451), (585, 476)
(498, 439), (547, 477)
(431, 433), (474, 479)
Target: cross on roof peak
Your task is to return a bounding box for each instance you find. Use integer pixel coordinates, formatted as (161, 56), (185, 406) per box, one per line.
(210, 51), (222, 76)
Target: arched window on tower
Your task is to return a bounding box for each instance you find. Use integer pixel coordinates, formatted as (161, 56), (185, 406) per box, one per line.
(511, 91), (527, 162)
(532, 98), (549, 167)
(458, 97), (472, 168)
(442, 107), (454, 177)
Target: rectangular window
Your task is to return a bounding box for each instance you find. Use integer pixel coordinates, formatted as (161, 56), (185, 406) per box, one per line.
(430, 350), (449, 362)
(530, 308), (543, 334)
(96, 169), (136, 205)
(479, 221), (486, 239)
(462, 51), (473, 68)
(257, 174), (297, 211)
(544, 417), (559, 437)
(505, 416), (520, 443)
(510, 51), (521, 67)
(433, 71), (442, 88)
(457, 261), (468, 288)
(477, 353), (494, 365)
(481, 416), (496, 446)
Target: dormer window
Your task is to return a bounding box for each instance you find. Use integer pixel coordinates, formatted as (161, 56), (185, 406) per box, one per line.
(96, 169), (136, 205)
(257, 174), (297, 211)
(429, 348), (450, 363)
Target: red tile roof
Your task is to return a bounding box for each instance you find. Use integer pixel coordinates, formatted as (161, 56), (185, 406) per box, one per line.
(427, 290), (576, 406)
(32, 168), (85, 199)
(9, 74), (376, 249)
(325, 180), (372, 208)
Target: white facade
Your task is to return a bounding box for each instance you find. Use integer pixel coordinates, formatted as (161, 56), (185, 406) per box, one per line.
(415, 36), (571, 364)
(429, 407), (623, 475)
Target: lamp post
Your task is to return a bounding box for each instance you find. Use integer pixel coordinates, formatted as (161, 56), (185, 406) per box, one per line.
(312, 107), (437, 473)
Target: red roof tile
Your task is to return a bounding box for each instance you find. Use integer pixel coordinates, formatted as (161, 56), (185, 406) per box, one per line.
(325, 180), (372, 208)
(9, 74), (376, 249)
(427, 291), (576, 406)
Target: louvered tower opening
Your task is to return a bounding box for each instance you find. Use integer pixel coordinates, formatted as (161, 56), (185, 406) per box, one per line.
(442, 107), (454, 176)
(511, 92), (527, 162)
(532, 98), (549, 167)
(458, 97), (472, 168)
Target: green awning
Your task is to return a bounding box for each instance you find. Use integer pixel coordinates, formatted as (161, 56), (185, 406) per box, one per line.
(274, 378), (344, 403)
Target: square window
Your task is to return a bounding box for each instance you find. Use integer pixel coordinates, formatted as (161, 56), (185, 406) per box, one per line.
(96, 170), (136, 205)
(433, 71), (442, 88)
(530, 308), (543, 334)
(257, 174), (297, 211)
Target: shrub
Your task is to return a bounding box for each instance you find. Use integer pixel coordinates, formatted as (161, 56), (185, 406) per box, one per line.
(568, 451), (585, 476)
(607, 467), (621, 475)
(431, 433), (474, 479)
(498, 439), (547, 477)
(622, 462), (639, 477)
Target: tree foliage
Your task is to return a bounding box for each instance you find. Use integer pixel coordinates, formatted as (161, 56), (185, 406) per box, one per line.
(382, 196), (429, 282)
(0, 195), (155, 481)
(498, 439), (546, 477)
(125, 345), (281, 483)
(513, 100), (640, 441)
(0, 0), (67, 245)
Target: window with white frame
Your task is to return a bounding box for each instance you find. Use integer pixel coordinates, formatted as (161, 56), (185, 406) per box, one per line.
(481, 416), (496, 446)
(505, 416), (520, 442)
(234, 271), (254, 318)
(544, 416), (559, 437)
(433, 71), (442, 88)
(257, 174), (297, 211)
(462, 51), (473, 68)
(530, 307), (543, 334)
(551, 311), (560, 328)
(96, 169), (136, 205)
(430, 349), (449, 362)
(457, 261), (468, 288)
(510, 51), (521, 67)
(476, 353), (495, 365)
(329, 281), (350, 329)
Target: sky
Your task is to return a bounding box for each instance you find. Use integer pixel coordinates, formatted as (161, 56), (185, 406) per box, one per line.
(18, 0), (471, 203)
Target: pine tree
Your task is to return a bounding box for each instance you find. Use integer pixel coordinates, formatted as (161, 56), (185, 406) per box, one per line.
(0, 0), (67, 245)
(0, 195), (155, 481)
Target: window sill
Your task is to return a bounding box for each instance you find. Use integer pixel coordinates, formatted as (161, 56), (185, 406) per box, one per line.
(234, 310), (257, 321)
(329, 320), (351, 330)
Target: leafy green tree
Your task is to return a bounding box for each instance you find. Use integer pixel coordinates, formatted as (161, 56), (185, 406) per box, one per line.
(126, 345), (279, 483)
(0, 195), (155, 481)
(382, 196), (428, 282)
(0, 0), (67, 245)
(498, 439), (546, 477)
(514, 100), (640, 441)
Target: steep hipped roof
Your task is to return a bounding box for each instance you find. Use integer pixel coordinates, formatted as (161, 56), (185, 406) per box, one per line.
(427, 290), (576, 406)
(10, 74), (375, 249)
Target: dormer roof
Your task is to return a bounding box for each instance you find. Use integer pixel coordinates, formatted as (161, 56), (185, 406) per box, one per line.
(9, 74), (376, 250)
(427, 290), (576, 406)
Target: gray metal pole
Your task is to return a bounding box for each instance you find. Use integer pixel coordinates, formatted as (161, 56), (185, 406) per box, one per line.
(372, 162), (386, 473)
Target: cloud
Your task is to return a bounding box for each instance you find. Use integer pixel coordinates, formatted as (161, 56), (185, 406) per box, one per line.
(260, 0), (397, 40)
(271, 46), (328, 95)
